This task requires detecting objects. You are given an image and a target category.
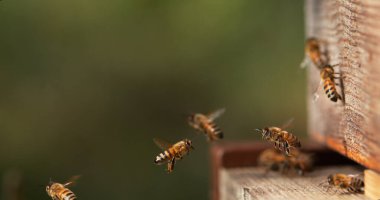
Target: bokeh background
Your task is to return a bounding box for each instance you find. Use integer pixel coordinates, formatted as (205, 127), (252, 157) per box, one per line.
(0, 0), (306, 199)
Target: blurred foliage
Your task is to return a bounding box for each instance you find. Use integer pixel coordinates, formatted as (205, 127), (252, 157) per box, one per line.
(0, 0), (305, 199)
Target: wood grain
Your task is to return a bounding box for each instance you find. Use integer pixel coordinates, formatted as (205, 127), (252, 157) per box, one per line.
(364, 170), (380, 200)
(306, 0), (380, 173)
(220, 166), (367, 200)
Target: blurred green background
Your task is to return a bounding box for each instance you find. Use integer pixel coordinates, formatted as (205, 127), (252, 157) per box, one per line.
(0, 0), (306, 199)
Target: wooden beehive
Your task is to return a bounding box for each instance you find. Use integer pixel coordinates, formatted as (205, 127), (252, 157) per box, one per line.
(306, 0), (380, 174)
(212, 0), (380, 199)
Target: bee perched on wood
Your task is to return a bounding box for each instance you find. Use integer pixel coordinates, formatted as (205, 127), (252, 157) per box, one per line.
(287, 149), (314, 175)
(301, 37), (326, 69)
(188, 108), (225, 141)
(258, 149), (314, 175)
(324, 173), (364, 193)
(255, 120), (301, 156)
(46, 176), (80, 200)
(317, 64), (343, 102)
(153, 138), (194, 173)
(257, 149), (287, 172)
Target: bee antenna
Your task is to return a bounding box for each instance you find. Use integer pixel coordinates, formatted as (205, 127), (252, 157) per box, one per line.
(255, 128), (262, 133)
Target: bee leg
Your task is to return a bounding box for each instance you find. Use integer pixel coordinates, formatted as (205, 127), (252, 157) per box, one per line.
(167, 158), (176, 173)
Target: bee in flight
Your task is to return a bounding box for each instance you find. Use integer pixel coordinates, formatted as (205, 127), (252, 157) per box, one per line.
(322, 173), (364, 193)
(188, 108), (225, 141)
(153, 138), (194, 173)
(255, 119), (301, 156)
(258, 149), (313, 175)
(301, 37), (326, 69)
(46, 176), (80, 200)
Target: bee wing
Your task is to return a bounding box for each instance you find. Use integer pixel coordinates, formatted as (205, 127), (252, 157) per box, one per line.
(207, 108), (226, 121)
(348, 174), (364, 179)
(280, 118), (294, 130)
(153, 138), (172, 150)
(63, 175), (81, 187)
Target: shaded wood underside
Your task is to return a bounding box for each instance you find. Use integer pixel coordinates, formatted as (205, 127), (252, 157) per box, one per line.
(220, 166), (366, 200)
(307, 0), (380, 172)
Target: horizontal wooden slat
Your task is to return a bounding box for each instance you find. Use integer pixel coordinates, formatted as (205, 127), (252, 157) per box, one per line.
(221, 166), (366, 200)
(210, 141), (357, 200)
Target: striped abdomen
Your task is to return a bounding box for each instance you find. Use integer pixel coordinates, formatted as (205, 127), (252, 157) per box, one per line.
(55, 188), (76, 200)
(202, 121), (223, 141)
(154, 149), (174, 164)
(323, 78), (341, 102)
(348, 177), (364, 193)
(281, 131), (301, 148)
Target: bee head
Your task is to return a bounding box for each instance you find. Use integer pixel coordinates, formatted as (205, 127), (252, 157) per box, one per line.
(255, 128), (265, 135)
(327, 174), (334, 185)
(187, 114), (195, 123)
(184, 139), (194, 150)
(46, 185), (51, 195)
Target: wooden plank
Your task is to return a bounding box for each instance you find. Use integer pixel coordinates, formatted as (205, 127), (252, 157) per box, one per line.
(220, 166), (367, 200)
(364, 170), (380, 200)
(210, 141), (357, 200)
(306, 0), (380, 173)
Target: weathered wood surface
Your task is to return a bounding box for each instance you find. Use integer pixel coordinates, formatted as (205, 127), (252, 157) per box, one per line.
(220, 166), (366, 200)
(364, 170), (380, 200)
(210, 142), (357, 200)
(306, 0), (380, 173)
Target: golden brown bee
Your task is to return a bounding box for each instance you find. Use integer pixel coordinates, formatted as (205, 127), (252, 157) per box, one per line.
(319, 65), (342, 102)
(153, 138), (194, 173)
(46, 176), (80, 200)
(255, 123), (301, 156)
(286, 149), (314, 175)
(326, 173), (364, 193)
(258, 149), (313, 175)
(301, 37), (326, 69)
(188, 108), (225, 141)
(258, 149), (287, 172)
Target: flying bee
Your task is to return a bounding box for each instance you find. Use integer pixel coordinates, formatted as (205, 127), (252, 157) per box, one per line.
(46, 176), (80, 200)
(188, 108), (225, 141)
(301, 37), (326, 69)
(314, 64), (342, 102)
(255, 120), (301, 156)
(323, 173), (364, 193)
(153, 138), (194, 173)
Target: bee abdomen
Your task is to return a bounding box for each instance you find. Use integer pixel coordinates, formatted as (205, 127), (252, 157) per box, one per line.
(349, 178), (364, 193)
(211, 123), (223, 139)
(324, 80), (341, 102)
(59, 189), (77, 200)
(154, 151), (171, 164)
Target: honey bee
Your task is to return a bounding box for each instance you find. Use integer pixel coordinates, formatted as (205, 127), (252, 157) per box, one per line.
(318, 65), (342, 102)
(46, 176), (80, 200)
(258, 149), (287, 172)
(255, 120), (301, 156)
(258, 149), (313, 175)
(153, 138), (194, 173)
(301, 37), (326, 69)
(188, 108), (225, 141)
(325, 173), (364, 193)
(287, 149), (314, 175)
